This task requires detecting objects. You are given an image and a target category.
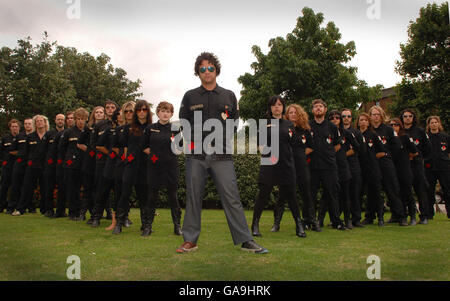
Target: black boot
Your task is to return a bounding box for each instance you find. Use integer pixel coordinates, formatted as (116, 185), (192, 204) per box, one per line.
(251, 209), (262, 237)
(105, 207), (113, 220)
(113, 209), (126, 235)
(141, 207), (155, 237)
(171, 207), (182, 236)
(295, 218), (306, 238)
(311, 219), (322, 232)
(270, 205), (284, 232)
(79, 209), (87, 221)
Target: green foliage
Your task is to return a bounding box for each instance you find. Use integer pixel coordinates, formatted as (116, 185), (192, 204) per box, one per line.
(0, 32), (142, 133)
(238, 7), (382, 121)
(392, 2), (449, 129)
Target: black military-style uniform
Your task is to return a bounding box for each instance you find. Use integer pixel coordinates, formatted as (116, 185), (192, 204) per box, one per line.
(112, 125), (127, 214)
(404, 125), (431, 220)
(42, 129), (62, 216)
(91, 123), (117, 222)
(6, 132), (28, 212)
(360, 129), (384, 222)
(115, 122), (149, 232)
(16, 131), (48, 214)
(143, 121), (183, 234)
(54, 129), (67, 217)
(346, 127), (365, 225)
(394, 134), (418, 221)
(309, 119), (343, 228)
(59, 125), (85, 219)
(79, 126), (95, 218)
(373, 123), (406, 223)
(252, 118), (304, 237)
(0, 133), (18, 211)
(425, 131), (450, 218)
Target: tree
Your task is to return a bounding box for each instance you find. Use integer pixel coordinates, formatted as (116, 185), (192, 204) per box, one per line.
(391, 2), (449, 129)
(0, 32), (142, 133)
(238, 7), (381, 121)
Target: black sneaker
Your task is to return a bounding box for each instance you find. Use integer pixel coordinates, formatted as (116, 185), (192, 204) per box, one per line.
(241, 240), (269, 254)
(333, 223), (347, 231)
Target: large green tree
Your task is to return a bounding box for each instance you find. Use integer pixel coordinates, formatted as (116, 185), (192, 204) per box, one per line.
(391, 2), (449, 129)
(0, 32), (142, 133)
(238, 7), (381, 121)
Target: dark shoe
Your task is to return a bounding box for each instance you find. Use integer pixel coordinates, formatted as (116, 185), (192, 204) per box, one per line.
(333, 222), (347, 230)
(241, 240), (269, 254)
(86, 217), (94, 225)
(399, 218), (409, 226)
(124, 218), (132, 228)
(270, 223), (280, 232)
(270, 205), (284, 232)
(91, 219), (100, 227)
(409, 217), (417, 226)
(378, 220), (384, 227)
(112, 224), (122, 234)
(176, 241), (198, 253)
(353, 221), (364, 228)
(419, 218), (428, 225)
(387, 217), (399, 223)
(346, 220), (354, 230)
(5, 209), (13, 215)
(361, 219), (374, 225)
(311, 220), (322, 232)
(319, 218), (324, 228)
(141, 226), (152, 236)
(105, 208), (113, 220)
(44, 211), (54, 218)
(251, 213), (262, 237)
(295, 218), (306, 238)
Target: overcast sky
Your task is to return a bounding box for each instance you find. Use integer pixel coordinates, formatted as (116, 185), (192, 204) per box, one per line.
(1, 0), (447, 118)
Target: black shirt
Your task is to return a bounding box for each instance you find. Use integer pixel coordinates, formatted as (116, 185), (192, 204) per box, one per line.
(346, 127), (365, 174)
(291, 126), (314, 171)
(360, 129), (383, 180)
(308, 119), (340, 170)
(1, 133), (17, 168)
(25, 131), (48, 169)
(59, 126), (84, 170)
(425, 132), (450, 171)
(179, 84), (239, 160)
(79, 126), (96, 174)
(91, 119), (112, 164)
(12, 132), (28, 166)
(394, 134), (418, 182)
(404, 126), (432, 163)
(120, 123), (149, 185)
(373, 123), (401, 158)
(97, 124), (118, 179)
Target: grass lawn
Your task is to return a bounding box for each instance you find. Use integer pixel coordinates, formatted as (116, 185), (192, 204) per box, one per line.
(0, 209), (448, 281)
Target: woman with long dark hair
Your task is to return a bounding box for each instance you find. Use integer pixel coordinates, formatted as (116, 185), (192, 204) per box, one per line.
(251, 95), (306, 238)
(113, 100), (152, 236)
(389, 117), (419, 225)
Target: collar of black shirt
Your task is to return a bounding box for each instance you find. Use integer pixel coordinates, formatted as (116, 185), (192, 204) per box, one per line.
(199, 84), (221, 95)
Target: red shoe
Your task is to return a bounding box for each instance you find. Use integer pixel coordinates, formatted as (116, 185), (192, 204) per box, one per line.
(176, 241), (198, 253)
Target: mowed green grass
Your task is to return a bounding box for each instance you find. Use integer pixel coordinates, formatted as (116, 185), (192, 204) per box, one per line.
(0, 209), (448, 281)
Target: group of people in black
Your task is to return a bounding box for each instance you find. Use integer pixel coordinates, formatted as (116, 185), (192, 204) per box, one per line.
(0, 99), (184, 237)
(0, 52), (449, 255)
(250, 97), (449, 239)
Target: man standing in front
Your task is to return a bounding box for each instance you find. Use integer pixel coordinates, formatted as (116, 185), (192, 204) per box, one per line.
(177, 52), (267, 254)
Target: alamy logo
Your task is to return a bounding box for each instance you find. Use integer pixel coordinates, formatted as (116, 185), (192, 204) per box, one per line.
(66, 255), (81, 280)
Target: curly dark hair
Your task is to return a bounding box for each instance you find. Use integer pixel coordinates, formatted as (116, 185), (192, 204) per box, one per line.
(131, 100), (152, 136)
(194, 52), (221, 76)
(400, 108), (418, 127)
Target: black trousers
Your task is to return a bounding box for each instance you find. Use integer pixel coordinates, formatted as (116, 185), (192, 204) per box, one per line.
(65, 168), (82, 217)
(92, 176), (114, 220)
(349, 171), (362, 223)
(425, 169), (450, 218)
(55, 166), (66, 214)
(411, 162), (430, 219)
(296, 166), (315, 224)
(398, 176), (415, 218)
(148, 186), (180, 211)
(81, 172), (95, 214)
(7, 163), (26, 211)
(117, 181), (148, 226)
(311, 169), (341, 226)
(339, 179), (351, 223)
(0, 164), (14, 210)
(43, 165), (56, 213)
(379, 158), (406, 219)
(17, 167), (43, 213)
(362, 174), (384, 221)
(254, 183), (301, 222)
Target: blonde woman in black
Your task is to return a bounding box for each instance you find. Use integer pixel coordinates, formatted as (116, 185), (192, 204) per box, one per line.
(143, 101), (183, 235)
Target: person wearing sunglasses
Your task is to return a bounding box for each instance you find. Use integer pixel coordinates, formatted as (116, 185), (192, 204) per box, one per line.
(113, 100), (152, 236)
(143, 101), (183, 236)
(369, 106), (408, 226)
(389, 118), (419, 225)
(308, 99), (346, 230)
(357, 113), (384, 226)
(424, 116), (450, 219)
(89, 99), (118, 227)
(401, 108), (432, 224)
(341, 109), (365, 228)
(177, 52), (267, 254)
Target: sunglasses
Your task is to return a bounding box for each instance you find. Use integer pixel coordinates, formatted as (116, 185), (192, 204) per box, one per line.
(342, 114), (352, 118)
(403, 114), (413, 118)
(137, 108), (148, 112)
(199, 66), (215, 73)
(390, 123), (400, 127)
(124, 110), (133, 114)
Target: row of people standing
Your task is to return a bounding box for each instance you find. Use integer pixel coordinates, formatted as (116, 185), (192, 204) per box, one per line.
(0, 100), (184, 237)
(250, 96), (449, 238)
